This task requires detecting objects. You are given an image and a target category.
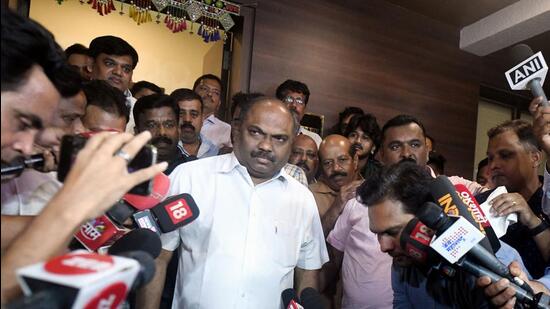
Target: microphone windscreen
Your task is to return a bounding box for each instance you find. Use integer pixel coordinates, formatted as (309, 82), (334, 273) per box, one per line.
(115, 251), (156, 290)
(106, 200), (135, 226)
(510, 44), (534, 65)
(124, 173), (170, 210)
(151, 193), (200, 233)
(299, 288), (323, 309)
(108, 228), (161, 259)
(281, 288), (299, 308)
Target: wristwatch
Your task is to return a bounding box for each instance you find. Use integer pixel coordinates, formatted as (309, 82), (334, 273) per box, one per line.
(529, 217), (550, 237)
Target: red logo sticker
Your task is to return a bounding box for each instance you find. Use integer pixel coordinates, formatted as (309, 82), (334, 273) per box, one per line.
(44, 252), (114, 275)
(165, 199), (192, 224)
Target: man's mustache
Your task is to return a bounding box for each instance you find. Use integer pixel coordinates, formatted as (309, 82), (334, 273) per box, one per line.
(400, 157), (416, 164)
(251, 150), (275, 162)
(296, 161), (309, 172)
(352, 143), (363, 151)
(329, 171), (348, 180)
(151, 136), (173, 146)
(180, 123), (195, 131)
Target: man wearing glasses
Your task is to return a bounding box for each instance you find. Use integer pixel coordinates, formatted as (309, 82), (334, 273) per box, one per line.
(193, 74), (232, 150)
(276, 79), (322, 147)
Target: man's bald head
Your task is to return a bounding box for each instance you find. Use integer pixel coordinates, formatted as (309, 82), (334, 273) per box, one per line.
(318, 134), (358, 191)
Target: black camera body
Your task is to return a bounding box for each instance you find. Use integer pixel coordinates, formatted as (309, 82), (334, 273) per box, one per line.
(57, 134), (157, 196)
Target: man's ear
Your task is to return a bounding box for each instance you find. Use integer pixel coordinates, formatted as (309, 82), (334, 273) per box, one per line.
(530, 149), (543, 169)
(353, 152), (359, 172)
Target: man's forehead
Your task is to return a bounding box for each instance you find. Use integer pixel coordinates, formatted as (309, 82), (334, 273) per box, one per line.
(143, 107), (177, 119)
(99, 53), (133, 65)
(200, 78), (221, 89)
(285, 90), (305, 98)
(320, 143), (351, 159)
(383, 124), (424, 143)
(178, 99), (201, 110)
(294, 136), (317, 149)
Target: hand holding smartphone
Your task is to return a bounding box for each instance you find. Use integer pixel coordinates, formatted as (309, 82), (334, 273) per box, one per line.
(57, 134), (158, 195)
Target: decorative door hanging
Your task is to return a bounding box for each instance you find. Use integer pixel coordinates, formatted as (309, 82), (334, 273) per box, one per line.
(58, 0), (240, 42)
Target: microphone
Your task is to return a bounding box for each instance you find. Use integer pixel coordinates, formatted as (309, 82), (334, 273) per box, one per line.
(454, 184), (500, 250)
(8, 250), (153, 309)
(74, 174), (171, 251)
(299, 288), (323, 309)
(506, 44), (548, 105)
(428, 176), (496, 252)
(108, 228), (162, 259)
(417, 202), (533, 294)
(281, 288), (303, 309)
(150, 193), (200, 233)
(1, 154), (44, 177)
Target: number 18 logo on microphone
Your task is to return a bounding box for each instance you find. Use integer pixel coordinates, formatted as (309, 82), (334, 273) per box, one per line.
(165, 199), (192, 224)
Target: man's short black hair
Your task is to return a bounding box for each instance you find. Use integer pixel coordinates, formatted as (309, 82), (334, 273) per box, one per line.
(65, 43), (90, 57)
(133, 94), (179, 127)
(477, 157), (489, 171)
(1, 9), (81, 97)
(344, 113), (381, 150)
(487, 119), (540, 152)
(88, 35), (138, 69)
(275, 79), (311, 105)
(358, 161), (432, 215)
(192, 74), (222, 91)
(170, 88), (203, 111)
(231, 91), (264, 119)
(82, 80), (129, 123)
(131, 80), (164, 96)
(339, 106), (364, 122)
(381, 114), (426, 144)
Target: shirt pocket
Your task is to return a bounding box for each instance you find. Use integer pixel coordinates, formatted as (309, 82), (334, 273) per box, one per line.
(272, 220), (300, 268)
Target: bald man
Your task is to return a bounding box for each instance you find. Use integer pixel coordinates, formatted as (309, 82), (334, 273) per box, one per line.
(289, 134), (319, 184)
(308, 135), (360, 233)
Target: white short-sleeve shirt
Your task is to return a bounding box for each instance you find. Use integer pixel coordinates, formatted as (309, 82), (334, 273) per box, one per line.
(162, 153), (328, 309)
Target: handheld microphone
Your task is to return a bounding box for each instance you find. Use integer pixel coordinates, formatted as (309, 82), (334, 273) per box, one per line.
(1, 154), (44, 177)
(75, 174), (171, 250)
(454, 184), (500, 250)
(428, 176), (496, 252)
(150, 193), (200, 233)
(281, 288), (303, 309)
(417, 202), (533, 294)
(108, 228), (162, 259)
(299, 288), (323, 309)
(8, 250), (152, 309)
(506, 44), (548, 105)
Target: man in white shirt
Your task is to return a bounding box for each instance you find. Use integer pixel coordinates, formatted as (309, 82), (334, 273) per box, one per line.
(194, 74), (232, 149)
(138, 97), (329, 309)
(276, 79), (322, 147)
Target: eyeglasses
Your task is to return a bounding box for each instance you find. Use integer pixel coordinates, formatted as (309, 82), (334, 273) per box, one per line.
(283, 96), (305, 106)
(197, 85), (221, 97)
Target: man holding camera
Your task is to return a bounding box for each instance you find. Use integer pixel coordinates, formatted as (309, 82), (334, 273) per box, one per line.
(1, 9), (166, 303)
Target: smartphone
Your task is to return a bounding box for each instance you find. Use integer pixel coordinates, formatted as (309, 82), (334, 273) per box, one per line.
(57, 134), (158, 195)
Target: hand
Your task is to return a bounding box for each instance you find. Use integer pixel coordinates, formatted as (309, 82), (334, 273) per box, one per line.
(476, 261), (527, 308)
(529, 96), (550, 157)
(490, 193), (539, 229)
(57, 131), (167, 220)
(335, 180), (363, 212)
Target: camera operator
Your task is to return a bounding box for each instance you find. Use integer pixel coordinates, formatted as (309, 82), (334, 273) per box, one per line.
(0, 9), (166, 303)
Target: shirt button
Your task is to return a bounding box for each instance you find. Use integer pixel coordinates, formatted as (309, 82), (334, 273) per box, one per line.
(241, 293), (245, 298)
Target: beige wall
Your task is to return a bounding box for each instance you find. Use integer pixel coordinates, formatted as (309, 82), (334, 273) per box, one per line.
(30, 0), (223, 93)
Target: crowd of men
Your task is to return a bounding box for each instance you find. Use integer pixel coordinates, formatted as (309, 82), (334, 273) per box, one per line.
(1, 8), (549, 309)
